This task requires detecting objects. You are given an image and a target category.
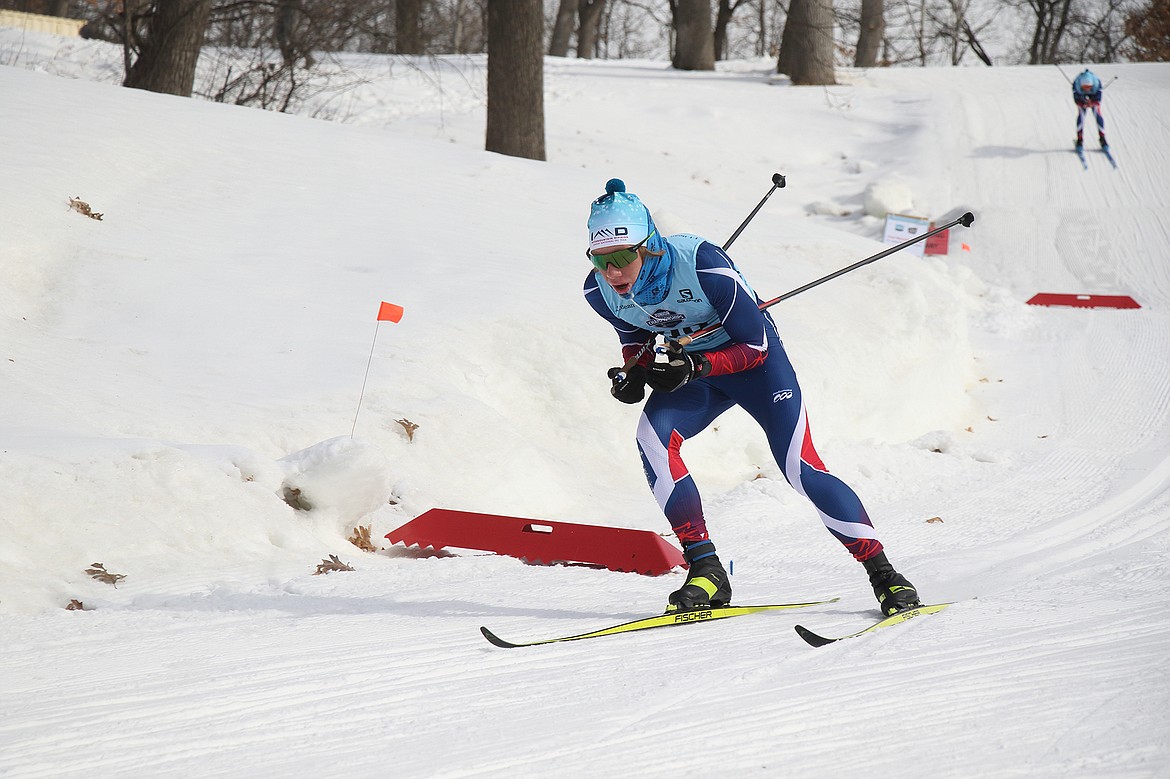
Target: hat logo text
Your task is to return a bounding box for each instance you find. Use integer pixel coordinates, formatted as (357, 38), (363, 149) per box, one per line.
(591, 227), (629, 241)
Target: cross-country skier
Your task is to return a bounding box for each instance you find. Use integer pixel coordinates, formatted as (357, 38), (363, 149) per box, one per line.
(583, 178), (922, 617)
(1072, 69), (1108, 149)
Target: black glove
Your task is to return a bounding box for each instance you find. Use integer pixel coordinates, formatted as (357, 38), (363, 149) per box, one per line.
(608, 365), (647, 404)
(645, 350), (710, 393)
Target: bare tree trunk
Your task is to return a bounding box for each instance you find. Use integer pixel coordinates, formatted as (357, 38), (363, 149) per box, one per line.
(1028, 0), (1074, 63)
(1028, 0), (1052, 62)
(120, 0), (141, 76)
(777, 0), (803, 75)
(777, 0), (837, 84)
(123, 0), (212, 97)
(855, 0), (885, 66)
(674, 0), (715, 70)
(274, 0), (312, 68)
(714, 0), (744, 61)
(943, 0), (966, 65)
(397, 0), (423, 54)
(578, 0), (606, 58)
(549, 0), (577, 56)
(451, 0), (466, 52)
(486, 0), (545, 161)
(916, 0), (928, 64)
(964, 20), (993, 65)
(757, 0), (768, 56)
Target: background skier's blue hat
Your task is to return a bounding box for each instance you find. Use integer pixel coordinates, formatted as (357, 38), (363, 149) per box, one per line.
(587, 179), (659, 251)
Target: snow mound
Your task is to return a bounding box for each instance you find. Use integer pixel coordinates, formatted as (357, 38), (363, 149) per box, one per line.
(864, 179), (916, 217)
(278, 437), (393, 522)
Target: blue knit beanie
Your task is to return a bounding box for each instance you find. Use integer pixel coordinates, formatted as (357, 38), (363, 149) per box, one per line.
(587, 179), (658, 251)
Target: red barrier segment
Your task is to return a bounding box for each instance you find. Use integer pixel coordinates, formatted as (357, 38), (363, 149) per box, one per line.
(1026, 293), (1141, 309)
(385, 508), (685, 576)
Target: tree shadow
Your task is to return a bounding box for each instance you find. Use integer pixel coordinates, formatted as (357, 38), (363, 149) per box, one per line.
(125, 589), (640, 621)
(971, 145), (1075, 159)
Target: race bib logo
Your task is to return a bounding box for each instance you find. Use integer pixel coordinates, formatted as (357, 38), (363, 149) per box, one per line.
(646, 309), (686, 329)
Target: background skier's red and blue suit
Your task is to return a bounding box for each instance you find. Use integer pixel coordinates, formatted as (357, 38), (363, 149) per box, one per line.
(585, 235), (884, 562)
(1072, 69), (1106, 147)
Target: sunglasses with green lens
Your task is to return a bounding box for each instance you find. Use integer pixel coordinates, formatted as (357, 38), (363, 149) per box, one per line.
(588, 230), (655, 271)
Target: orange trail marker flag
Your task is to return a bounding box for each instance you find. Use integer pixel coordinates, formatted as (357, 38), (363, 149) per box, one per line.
(352, 301), (405, 437)
(378, 301), (404, 323)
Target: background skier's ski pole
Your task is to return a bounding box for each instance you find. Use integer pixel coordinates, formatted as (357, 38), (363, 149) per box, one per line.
(669, 212), (976, 350)
(615, 173), (786, 378)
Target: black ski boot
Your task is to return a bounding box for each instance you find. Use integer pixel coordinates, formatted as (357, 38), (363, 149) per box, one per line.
(1099, 132), (1109, 148)
(667, 541), (732, 612)
(863, 552), (921, 616)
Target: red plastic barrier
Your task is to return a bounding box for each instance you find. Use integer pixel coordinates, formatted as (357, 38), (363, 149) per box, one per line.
(385, 508), (685, 576)
(1026, 293), (1141, 309)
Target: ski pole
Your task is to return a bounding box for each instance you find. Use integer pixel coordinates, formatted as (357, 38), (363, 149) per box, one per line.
(667, 211), (976, 351)
(724, 173), (786, 250)
(614, 173), (787, 378)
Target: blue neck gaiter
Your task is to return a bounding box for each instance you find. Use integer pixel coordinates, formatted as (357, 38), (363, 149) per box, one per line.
(626, 238), (674, 305)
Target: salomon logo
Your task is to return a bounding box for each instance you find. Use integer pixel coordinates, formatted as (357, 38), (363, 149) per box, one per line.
(773, 389), (793, 403)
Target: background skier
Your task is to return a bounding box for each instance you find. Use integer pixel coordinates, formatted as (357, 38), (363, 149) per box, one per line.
(1072, 69), (1108, 149)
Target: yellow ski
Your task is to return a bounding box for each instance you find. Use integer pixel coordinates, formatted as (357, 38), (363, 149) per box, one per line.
(794, 603), (953, 647)
(480, 599), (839, 649)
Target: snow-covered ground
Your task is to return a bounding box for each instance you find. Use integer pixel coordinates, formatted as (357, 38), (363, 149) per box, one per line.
(2, 28), (1169, 777)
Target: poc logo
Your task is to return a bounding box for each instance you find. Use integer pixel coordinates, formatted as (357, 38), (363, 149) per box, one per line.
(773, 389), (794, 403)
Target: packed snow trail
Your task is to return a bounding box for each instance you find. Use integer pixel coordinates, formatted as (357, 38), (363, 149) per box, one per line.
(1, 49), (1169, 779)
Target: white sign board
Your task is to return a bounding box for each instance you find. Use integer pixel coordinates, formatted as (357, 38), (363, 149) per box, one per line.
(882, 213), (931, 257)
